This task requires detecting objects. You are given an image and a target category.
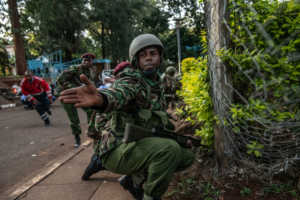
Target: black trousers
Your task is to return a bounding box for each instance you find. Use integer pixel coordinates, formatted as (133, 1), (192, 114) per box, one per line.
(33, 92), (51, 122)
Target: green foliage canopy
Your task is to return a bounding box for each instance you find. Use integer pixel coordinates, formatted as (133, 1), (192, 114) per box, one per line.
(89, 0), (170, 62)
(22, 0), (88, 60)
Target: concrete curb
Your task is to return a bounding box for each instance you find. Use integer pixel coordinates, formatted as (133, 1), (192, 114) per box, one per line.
(7, 140), (92, 200)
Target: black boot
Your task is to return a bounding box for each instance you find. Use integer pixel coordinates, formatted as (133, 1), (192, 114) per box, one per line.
(82, 153), (105, 180)
(74, 135), (81, 148)
(119, 175), (144, 200)
(47, 109), (52, 115)
(44, 118), (50, 126)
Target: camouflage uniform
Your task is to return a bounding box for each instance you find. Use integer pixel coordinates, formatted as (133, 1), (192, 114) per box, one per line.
(93, 66), (194, 198)
(161, 66), (179, 108)
(81, 61), (132, 181)
(61, 34), (194, 200)
(56, 65), (97, 138)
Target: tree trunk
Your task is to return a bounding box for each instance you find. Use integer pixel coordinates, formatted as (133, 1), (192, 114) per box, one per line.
(101, 23), (106, 59)
(7, 0), (26, 75)
(65, 49), (73, 62)
(205, 0), (232, 171)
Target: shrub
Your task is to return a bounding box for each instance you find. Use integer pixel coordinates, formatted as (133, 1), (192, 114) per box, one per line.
(177, 57), (214, 146)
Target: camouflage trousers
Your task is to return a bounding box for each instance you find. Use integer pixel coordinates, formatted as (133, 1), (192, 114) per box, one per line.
(61, 102), (95, 136)
(101, 137), (195, 198)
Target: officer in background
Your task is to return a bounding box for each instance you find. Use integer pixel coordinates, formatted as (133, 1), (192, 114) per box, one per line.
(59, 34), (195, 200)
(20, 70), (52, 126)
(56, 53), (97, 147)
(161, 66), (179, 109)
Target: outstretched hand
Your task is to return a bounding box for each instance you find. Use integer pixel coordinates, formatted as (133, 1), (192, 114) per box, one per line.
(59, 74), (103, 108)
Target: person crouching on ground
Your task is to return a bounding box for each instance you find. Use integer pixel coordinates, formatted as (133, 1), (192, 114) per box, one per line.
(81, 61), (132, 181)
(59, 34), (195, 200)
(20, 70), (52, 126)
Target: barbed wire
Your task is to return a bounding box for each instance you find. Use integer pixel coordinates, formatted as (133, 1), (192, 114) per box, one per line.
(208, 0), (300, 181)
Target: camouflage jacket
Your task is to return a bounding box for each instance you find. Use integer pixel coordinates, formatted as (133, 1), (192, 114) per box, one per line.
(161, 74), (178, 98)
(55, 65), (98, 95)
(94, 67), (173, 156)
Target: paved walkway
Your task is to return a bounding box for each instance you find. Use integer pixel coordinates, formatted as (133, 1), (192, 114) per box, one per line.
(2, 140), (133, 200)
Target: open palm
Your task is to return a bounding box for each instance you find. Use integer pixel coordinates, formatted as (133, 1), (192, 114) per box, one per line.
(59, 74), (103, 108)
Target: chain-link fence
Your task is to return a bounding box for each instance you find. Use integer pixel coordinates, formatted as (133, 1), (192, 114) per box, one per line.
(207, 0), (300, 180)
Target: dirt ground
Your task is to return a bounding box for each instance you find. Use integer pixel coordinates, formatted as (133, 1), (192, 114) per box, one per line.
(164, 150), (300, 200)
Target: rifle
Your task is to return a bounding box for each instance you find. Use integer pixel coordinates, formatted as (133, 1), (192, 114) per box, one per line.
(123, 123), (202, 148)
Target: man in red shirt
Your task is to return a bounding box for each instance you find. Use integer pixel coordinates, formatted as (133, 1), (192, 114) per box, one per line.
(21, 70), (52, 126)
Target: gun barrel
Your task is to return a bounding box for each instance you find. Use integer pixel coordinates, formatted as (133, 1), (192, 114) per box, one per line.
(123, 123), (154, 143)
(123, 123), (202, 147)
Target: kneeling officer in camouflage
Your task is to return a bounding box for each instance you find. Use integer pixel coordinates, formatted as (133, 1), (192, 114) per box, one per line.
(59, 34), (195, 200)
